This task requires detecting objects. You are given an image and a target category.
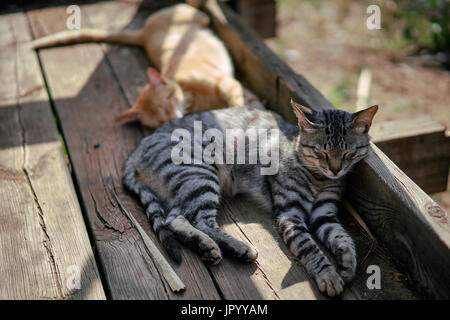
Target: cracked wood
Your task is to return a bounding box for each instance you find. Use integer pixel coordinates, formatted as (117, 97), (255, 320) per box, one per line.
(202, 0), (450, 299)
(0, 11), (105, 299)
(27, 2), (220, 299)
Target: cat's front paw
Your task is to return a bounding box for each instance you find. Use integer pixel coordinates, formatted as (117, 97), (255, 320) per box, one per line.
(232, 241), (258, 262)
(314, 266), (344, 297)
(336, 246), (357, 283)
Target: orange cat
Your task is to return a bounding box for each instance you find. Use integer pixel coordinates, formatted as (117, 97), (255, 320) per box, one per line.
(32, 3), (263, 128)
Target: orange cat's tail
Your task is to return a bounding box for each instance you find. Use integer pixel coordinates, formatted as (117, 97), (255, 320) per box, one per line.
(31, 29), (143, 49)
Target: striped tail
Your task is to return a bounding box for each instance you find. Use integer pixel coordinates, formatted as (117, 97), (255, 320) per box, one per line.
(31, 29), (143, 49)
(122, 159), (182, 263)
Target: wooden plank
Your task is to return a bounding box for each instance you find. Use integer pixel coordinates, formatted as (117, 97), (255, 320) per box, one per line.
(371, 116), (449, 194)
(214, 197), (325, 300)
(26, 0), (335, 300)
(347, 144), (450, 299)
(82, 0), (323, 300)
(203, 0), (450, 299)
(83, 0), (222, 299)
(0, 12), (105, 299)
(337, 206), (419, 300)
(27, 2), (220, 300)
(214, 197), (419, 300)
(83, 0), (316, 300)
(25, 0), (429, 300)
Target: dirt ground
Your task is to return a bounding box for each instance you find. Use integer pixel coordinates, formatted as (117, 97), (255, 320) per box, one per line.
(265, 0), (450, 212)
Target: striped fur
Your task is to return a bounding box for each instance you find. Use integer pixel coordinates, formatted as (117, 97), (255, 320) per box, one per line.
(123, 103), (378, 296)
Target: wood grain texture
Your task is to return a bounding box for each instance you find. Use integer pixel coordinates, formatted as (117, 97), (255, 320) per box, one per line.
(24, 1), (347, 300)
(0, 12), (105, 299)
(371, 116), (449, 193)
(216, 196), (418, 300)
(81, 1), (323, 300)
(214, 197), (325, 300)
(17, 0), (445, 299)
(347, 144), (450, 299)
(27, 2), (220, 300)
(204, 0), (450, 299)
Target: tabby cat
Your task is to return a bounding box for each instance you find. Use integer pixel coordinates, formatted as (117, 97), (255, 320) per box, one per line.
(31, 3), (263, 128)
(122, 101), (378, 296)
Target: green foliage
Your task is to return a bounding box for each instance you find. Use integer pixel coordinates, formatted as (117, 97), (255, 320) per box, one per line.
(393, 0), (450, 52)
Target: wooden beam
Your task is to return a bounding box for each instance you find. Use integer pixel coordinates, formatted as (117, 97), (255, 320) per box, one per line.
(0, 12), (105, 299)
(371, 116), (450, 194)
(204, 0), (450, 299)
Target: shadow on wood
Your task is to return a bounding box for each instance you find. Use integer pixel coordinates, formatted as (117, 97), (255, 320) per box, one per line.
(1, 0), (445, 300)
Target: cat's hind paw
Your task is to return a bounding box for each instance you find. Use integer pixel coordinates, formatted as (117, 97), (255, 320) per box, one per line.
(315, 266), (345, 297)
(336, 246), (357, 283)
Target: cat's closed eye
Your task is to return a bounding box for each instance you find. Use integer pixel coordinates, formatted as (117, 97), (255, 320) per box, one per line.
(344, 152), (356, 160)
(345, 149), (367, 161)
(320, 152), (329, 160)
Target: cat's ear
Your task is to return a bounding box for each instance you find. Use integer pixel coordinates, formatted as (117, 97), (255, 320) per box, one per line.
(117, 108), (140, 124)
(351, 105), (378, 134)
(291, 99), (316, 131)
(147, 68), (166, 88)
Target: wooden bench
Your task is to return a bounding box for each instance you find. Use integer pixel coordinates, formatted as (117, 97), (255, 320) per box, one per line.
(0, 0), (448, 299)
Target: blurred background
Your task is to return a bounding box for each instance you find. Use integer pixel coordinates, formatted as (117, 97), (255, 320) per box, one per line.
(235, 0), (449, 211)
(2, 0), (448, 210)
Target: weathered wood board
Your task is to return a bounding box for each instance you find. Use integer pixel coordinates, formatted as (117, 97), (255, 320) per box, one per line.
(371, 116), (449, 194)
(27, 3), (220, 300)
(202, 0), (450, 299)
(30, 0), (334, 300)
(215, 198), (324, 300)
(17, 0), (430, 300)
(0, 0), (439, 300)
(55, 0), (415, 300)
(83, 0), (308, 300)
(218, 197), (419, 300)
(0, 11), (105, 299)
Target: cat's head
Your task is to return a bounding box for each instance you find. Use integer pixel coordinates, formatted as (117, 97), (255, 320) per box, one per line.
(117, 68), (185, 128)
(291, 100), (378, 179)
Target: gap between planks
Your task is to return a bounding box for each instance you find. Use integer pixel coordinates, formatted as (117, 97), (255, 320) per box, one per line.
(26, 2), (221, 299)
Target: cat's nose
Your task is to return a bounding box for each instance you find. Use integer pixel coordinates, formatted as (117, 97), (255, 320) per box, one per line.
(331, 168), (340, 175)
